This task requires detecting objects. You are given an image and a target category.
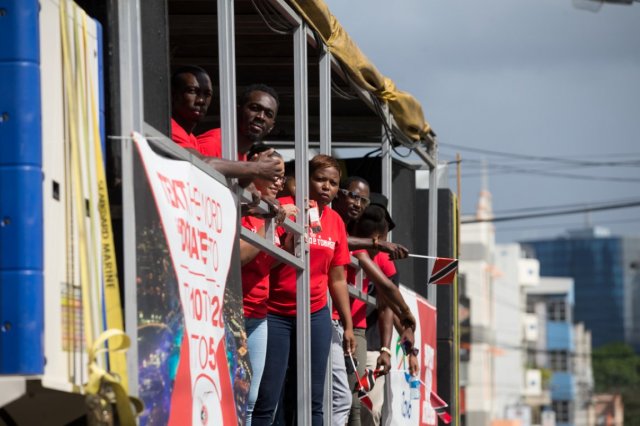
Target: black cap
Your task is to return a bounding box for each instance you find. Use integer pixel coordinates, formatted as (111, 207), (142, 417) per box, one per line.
(369, 192), (395, 231)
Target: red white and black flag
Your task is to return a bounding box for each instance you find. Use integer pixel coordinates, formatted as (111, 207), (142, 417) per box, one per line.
(430, 391), (452, 424)
(408, 254), (459, 285)
(428, 257), (458, 285)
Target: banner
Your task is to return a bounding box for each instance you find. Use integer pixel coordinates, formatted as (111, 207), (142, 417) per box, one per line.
(385, 286), (438, 426)
(132, 134), (240, 425)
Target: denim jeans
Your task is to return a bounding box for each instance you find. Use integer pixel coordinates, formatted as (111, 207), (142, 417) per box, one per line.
(245, 316), (268, 426)
(252, 306), (332, 426)
(331, 320), (352, 425)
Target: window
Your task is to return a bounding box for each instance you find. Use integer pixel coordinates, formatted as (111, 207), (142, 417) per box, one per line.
(547, 300), (567, 321)
(549, 350), (571, 372)
(552, 400), (572, 423)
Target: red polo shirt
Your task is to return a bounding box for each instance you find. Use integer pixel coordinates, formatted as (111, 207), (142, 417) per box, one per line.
(269, 200), (350, 316)
(241, 215), (279, 319)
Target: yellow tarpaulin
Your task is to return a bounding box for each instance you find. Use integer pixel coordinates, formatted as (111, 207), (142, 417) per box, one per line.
(288, 0), (432, 142)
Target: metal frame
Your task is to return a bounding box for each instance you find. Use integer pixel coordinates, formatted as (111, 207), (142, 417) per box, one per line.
(118, 0), (144, 397)
(217, 0), (238, 161)
(119, 0), (441, 418)
(293, 21), (313, 425)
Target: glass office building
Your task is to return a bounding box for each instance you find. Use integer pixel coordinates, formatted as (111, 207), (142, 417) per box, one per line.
(523, 227), (640, 351)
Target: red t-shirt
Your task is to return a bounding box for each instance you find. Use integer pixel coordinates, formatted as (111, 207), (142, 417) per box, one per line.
(269, 201), (350, 316)
(331, 249), (365, 327)
(196, 128), (222, 158)
(170, 118), (199, 151)
(241, 216), (279, 319)
(196, 129), (248, 161)
(332, 251), (397, 328)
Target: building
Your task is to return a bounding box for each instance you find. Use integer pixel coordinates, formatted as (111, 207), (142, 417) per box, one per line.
(523, 227), (640, 351)
(492, 243), (548, 426)
(526, 277), (595, 426)
(459, 187), (497, 426)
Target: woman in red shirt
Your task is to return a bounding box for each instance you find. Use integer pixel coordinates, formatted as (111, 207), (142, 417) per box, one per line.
(253, 155), (356, 426)
(239, 145), (296, 425)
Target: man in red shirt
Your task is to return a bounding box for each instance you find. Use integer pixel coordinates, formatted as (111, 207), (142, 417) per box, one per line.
(170, 65), (283, 181)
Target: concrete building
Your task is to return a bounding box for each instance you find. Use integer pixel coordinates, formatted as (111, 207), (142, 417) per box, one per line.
(526, 277), (595, 426)
(459, 187), (497, 426)
(492, 244), (548, 426)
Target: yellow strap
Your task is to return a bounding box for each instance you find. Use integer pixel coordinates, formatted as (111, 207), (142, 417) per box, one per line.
(82, 9), (129, 394)
(86, 329), (144, 426)
(60, 2), (140, 420)
(61, 0), (94, 354)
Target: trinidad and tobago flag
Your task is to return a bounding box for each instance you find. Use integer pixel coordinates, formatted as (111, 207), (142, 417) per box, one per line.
(430, 391), (452, 424)
(351, 358), (383, 412)
(427, 257), (458, 285)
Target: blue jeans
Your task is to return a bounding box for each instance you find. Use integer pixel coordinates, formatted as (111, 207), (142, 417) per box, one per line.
(245, 316), (268, 426)
(252, 306), (332, 426)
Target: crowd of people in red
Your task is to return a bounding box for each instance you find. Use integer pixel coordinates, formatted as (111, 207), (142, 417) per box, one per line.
(169, 65), (420, 426)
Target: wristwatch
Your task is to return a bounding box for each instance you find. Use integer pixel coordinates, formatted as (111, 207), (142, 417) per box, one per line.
(380, 347), (392, 356)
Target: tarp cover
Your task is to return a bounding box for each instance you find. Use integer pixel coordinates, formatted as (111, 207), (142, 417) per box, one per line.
(288, 0), (432, 142)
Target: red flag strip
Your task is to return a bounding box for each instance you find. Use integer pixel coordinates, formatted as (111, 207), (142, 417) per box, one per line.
(430, 391), (452, 424)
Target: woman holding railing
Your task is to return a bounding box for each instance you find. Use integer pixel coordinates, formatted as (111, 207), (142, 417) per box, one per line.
(252, 154), (357, 426)
(239, 145), (297, 426)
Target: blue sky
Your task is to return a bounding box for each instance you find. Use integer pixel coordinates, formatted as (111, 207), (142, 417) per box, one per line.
(325, 0), (640, 242)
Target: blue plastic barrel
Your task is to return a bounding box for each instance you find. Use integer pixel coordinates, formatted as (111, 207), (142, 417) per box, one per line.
(0, 0), (44, 374)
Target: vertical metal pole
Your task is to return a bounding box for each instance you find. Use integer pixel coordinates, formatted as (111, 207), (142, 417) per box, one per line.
(217, 0), (238, 160)
(319, 45), (332, 426)
(294, 22), (312, 426)
(381, 104), (393, 239)
(427, 140), (439, 306)
(118, 0), (144, 396)
(319, 48), (331, 156)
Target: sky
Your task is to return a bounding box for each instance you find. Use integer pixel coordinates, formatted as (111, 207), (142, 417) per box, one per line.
(324, 0), (640, 243)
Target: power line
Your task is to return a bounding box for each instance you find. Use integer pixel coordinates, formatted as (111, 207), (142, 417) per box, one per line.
(490, 197), (640, 215)
(462, 200), (640, 224)
(440, 142), (640, 167)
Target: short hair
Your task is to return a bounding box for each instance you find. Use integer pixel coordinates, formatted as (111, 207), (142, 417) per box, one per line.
(246, 143), (282, 161)
(352, 205), (388, 238)
(171, 65), (209, 90)
(341, 176), (369, 190)
(239, 83), (280, 109)
(309, 154), (340, 177)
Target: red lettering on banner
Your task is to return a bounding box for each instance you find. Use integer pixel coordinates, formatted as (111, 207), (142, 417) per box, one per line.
(189, 333), (218, 373)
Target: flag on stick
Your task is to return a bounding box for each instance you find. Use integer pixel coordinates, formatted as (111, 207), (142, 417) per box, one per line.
(350, 352), (383, 412)
(430, 391), (452, 424)
(408, 254), (459, 285)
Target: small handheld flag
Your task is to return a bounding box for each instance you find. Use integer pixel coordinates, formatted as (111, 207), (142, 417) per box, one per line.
(349, 353), (383, 412)
(408, 254), (459, 285)
(430, 391), (452, 424)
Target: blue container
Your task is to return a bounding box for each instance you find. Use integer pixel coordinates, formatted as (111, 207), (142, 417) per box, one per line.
(0, 271), (44, 374)
(0, 0), (44, 374)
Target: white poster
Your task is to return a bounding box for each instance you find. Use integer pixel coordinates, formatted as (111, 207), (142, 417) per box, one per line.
(133, 133), (238, 425)
(384, 286), (438, 426)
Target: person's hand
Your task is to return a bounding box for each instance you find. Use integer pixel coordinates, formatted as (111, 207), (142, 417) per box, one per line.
(253, 148), (284, 181)
(342, 327), (357, 356)
(378, 240), (409, 260)
(399, 309), (417, 332)
(282, 204), (299, 217)
(408, 352), (419, 377)
(376, 351), (391, 376)
(240, 183), (263, 216)
(400, 326), (415, 351)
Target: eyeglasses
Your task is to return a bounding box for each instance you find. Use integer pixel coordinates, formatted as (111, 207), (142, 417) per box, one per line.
(339, 189), (370, 207)
(274, 176), (288, 184)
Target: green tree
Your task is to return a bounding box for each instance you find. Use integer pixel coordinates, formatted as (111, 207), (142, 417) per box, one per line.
(592, 342), (640, 425)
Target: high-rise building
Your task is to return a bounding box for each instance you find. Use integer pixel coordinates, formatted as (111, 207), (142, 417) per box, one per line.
(523, 227), (640, 351)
